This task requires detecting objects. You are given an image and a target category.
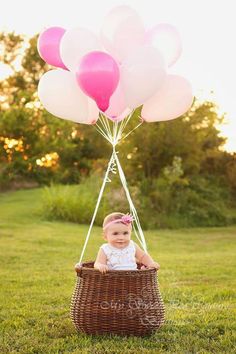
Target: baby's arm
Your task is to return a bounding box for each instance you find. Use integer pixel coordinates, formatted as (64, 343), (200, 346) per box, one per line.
(134, 243), (160, 270)
(94, 248), (109, 274)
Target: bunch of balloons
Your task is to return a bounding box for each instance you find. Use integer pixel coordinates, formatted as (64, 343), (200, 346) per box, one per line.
(37, 5), (193, 125)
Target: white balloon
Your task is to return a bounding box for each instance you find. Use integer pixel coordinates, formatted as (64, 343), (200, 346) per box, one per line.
(38, 69), (99, 124)
(87, 99), (100, 124)
(146, 23), (182, 67)
(141, 75), (193, 122)
(120, 46), (167, 109)
(101, 5), (145, 62)
(60, 27), (101, 72)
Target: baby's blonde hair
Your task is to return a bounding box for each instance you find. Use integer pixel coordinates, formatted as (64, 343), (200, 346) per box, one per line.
(103, 212), (126, 229)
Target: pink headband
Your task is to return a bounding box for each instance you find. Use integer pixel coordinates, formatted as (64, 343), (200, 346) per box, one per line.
(103, 214), (134, 230)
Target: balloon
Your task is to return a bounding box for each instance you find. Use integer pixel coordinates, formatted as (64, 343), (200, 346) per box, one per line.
(115, 108), (132, 122)
(120, 46), (166, 109)
(145, 23), (182, 67)
(105, 82), (131, 121)
(38, 69), (99, 124)
(76, 51), (120, 112)
(104, 107), (132, 122)
(141, 75), (193, 122)
(37, 27), (67, 69)
(60, 27), (101, 72)
(87, 100), (100, 125)
(101, 5), (145, 62)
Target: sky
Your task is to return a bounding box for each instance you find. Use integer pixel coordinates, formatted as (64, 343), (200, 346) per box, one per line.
(0, 0), (236, 152)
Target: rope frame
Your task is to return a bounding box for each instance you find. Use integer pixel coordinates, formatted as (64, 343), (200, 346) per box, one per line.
(78, 113), (147, 264)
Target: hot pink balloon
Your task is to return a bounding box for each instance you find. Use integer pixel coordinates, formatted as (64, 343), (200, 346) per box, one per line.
(37, 26), (67, 70)
(76, 51), (120, 112)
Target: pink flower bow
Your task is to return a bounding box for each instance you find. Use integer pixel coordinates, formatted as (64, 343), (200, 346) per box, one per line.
(103, 213), (134, 230)
(121, 214), (134, 225)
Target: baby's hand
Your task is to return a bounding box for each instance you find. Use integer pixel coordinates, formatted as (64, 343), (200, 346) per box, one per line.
(147, 262), (160, 270)
(95, 263), (109, 274)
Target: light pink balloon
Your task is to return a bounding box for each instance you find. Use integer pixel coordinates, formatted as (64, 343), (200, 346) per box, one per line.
(38, 69), (99, 124)
(120, 46), (166, 109)
(37, 27), (67, 70)
(105, 82), (131, 121)
(145, 23), (182, 67)
(101, 5), (145, 62)
(76, 51), (120, 112)
(141, 75), (193, 122)
(104, 108), (131, 122)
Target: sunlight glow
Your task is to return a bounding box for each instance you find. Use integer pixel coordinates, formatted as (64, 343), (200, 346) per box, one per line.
(36, 152), (59, 168)
(0, 0), (235, 152)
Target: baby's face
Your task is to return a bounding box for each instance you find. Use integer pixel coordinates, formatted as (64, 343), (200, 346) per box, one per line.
(103, 222), (132, 249)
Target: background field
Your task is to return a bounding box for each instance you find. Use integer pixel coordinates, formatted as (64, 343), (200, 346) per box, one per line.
(0, 188), (235, 353)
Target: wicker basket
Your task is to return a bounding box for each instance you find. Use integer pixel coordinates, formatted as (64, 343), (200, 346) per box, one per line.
(70, 261), (165, 337)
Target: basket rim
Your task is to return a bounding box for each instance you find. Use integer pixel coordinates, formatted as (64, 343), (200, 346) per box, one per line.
(78, 260), (157, 275)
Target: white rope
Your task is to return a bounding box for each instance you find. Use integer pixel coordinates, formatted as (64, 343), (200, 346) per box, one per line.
(100, 113), (112, 139)
(114, 151), (147, 252)
(94, 124), (110, 143)
(78, 114), (147, 264)
(121, 121), (143, 141)
(78, 150), (117, 264)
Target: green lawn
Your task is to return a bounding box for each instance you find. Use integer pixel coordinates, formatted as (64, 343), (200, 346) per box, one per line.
(0, 188), (235, 354)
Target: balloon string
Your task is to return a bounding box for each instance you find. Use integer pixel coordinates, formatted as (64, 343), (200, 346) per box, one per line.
(94, 123), (111, 143)
(96, 116), (108, 135)
(100, 113), (113, 139)
(114, 120), (119, 143)
(113, 151), (147, 252)
(112, 120), (117, 143)
(78, 150), (117, 265)
(120, 121), (143, 141)
(121, 111), (134, 132)
(97, 116), (112, 142)
(78, 114), (147, 264)
(117, 116), (127, 141)
(119, 115), (127, 132)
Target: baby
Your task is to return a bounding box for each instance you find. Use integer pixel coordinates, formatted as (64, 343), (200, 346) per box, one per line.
(75, 212), (160, 274)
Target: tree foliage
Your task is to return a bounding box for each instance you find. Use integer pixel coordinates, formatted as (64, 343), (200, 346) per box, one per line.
(0, 30), (235, 206)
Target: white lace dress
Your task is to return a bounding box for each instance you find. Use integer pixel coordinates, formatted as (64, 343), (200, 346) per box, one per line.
(100, 240), (138, 270)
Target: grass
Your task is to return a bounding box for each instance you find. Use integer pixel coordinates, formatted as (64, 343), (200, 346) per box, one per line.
(0, 187), (235, 353)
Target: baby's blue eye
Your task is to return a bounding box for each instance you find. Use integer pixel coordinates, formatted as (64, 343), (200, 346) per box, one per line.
(113, 232), (118, 235)
(123, 231), (129, 235)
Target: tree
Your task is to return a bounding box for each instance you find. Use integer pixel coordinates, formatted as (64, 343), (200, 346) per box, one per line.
(0, 30), (235, 200)
(120, 99), (228, 182)
(0, 32), (109, 188)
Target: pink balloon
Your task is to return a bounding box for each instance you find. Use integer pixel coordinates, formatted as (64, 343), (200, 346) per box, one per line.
(101, 5), (145, 62)
(104, 108), (132, 122)
(105, 108), (132, 122)
(76, 51), (120, 112)
(104, 82), (129, 120)
(37, 27), (67, 70)
(141, 75), (193, 122)
(145, 23), (182, 67)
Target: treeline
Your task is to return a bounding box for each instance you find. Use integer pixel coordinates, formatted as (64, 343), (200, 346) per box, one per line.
(0, 32), (236, 228)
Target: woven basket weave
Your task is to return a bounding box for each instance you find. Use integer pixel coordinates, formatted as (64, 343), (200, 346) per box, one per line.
(70, 261), (165, 337)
